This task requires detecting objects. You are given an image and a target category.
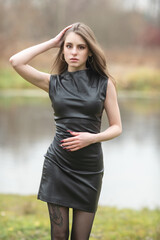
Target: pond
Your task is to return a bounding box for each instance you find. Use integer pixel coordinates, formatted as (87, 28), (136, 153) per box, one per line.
(0, 93), (160, 210)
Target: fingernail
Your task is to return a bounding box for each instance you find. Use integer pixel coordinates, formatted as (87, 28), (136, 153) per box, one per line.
(61, 140), (64, 142)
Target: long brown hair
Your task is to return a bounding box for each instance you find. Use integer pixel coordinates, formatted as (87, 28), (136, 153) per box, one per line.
(52, 22), (114, 83)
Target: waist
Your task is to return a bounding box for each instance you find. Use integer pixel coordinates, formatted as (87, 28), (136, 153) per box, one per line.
(55, 117), (101, 136)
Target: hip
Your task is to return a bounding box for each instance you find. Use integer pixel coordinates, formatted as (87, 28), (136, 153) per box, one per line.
(45, 134), (104, 172)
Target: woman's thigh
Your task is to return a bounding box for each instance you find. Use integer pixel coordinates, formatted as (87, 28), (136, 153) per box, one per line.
(47, 203), (69, 240)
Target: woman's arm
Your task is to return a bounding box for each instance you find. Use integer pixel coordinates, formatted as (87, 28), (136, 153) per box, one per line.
(9, 40), (53, 92)
(9, 25), (72, 92)
(60, 78), (122, 151)
(93, 78), (122, 142)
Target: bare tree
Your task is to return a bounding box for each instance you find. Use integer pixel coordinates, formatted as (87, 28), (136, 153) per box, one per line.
(0, 0), (159, 59)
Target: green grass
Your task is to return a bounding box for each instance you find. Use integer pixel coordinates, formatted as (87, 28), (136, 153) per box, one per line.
(0, 68), (36, 89)
(1, 67), (160, 92)
(0, 194), (159, 240)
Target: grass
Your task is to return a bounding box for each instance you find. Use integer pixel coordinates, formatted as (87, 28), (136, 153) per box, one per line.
(0, 68), (35, 89)
(118, 67), (160, 92)
(0, 67), (160, 92)
(0, 194), (160, 240)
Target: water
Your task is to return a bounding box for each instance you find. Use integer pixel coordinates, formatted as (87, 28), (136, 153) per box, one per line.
(0, 94), (160, 209)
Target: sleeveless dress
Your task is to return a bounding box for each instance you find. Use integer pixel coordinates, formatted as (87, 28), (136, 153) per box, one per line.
(37, 68), (108, 213)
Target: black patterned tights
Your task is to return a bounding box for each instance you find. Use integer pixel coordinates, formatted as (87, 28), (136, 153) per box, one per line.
(47, 202), (95, 240)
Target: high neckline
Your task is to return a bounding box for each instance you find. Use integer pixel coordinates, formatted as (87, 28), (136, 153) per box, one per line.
(67, 68), (89, 74)
(61, 68), (91, 79)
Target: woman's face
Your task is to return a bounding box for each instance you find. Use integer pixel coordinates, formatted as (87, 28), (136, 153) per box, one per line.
(63, 32), (90, 72)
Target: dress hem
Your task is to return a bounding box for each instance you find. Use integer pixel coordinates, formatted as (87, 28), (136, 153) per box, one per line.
(37, 193), (97, 213)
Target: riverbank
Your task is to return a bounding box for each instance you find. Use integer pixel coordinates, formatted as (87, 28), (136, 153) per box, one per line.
(0, 194), (159, 240)
(0, 89), (160, 100)
(1, 66), (160, 93)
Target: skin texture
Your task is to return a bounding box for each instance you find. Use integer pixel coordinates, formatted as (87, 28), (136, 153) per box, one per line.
(63, 32), (91, 72)
(9, 25), (122, 151)
(9, 25), (72, 92)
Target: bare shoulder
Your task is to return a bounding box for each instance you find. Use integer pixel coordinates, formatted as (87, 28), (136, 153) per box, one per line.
(106, 78), (117, 98)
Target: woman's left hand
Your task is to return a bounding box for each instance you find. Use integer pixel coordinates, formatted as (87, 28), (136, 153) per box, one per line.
(60, 130), (96, 151)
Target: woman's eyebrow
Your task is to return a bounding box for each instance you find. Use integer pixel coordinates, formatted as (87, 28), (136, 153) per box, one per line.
(65, 42), (86, 46)
(78, 43), (87, 46)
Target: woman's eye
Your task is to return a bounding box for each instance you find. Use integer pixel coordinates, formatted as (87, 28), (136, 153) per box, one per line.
(79, 46), (85, 49)
(66, 45), (71, 49)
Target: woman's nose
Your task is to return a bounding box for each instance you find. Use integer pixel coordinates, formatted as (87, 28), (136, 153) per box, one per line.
(71, 47), (77, 55)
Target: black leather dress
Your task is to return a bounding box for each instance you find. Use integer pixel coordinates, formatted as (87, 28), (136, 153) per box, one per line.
(38, 68), (108, 213)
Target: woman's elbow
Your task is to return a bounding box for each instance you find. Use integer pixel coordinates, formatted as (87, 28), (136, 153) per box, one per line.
(9, 55), (21, 68)
(112, 124), (122, 137)
(9, 56), (17, 68)
(117, 125), (122, 136)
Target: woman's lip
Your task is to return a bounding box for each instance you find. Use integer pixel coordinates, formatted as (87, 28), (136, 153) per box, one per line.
(70, 58), (78, 60)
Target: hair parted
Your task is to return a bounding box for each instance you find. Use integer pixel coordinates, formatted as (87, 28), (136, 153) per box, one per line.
(52, 22), (115, 83)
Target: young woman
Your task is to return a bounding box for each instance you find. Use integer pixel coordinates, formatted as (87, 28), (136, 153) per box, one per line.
(9, 22), (122, 240)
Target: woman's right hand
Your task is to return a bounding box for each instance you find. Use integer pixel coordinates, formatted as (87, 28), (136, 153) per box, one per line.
(52, 25), (72, 48)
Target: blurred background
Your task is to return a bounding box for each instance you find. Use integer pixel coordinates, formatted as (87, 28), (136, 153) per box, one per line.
(0, 0), (160, 210)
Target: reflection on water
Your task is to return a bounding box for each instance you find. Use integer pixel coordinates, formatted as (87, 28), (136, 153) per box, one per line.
(0, 96), (160, 209)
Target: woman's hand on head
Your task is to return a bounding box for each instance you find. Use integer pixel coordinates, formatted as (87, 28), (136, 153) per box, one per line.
(60, 131), (96, 152)
(52, 25), (72, 48)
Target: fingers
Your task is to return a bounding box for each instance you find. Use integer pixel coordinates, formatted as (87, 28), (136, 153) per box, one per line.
(60, 131), (80, 146)
(60, 131), (88, 152)
(61, 135), (78, 143)
(63, 25), (73, 32)
(68, 147), (79, 152)
(59, 25), (72, 38)
(61, 143), (81, 152)
(61, 140), (79, 147)
(60, 140), (80, 151)
(63, 144), (79, 151)
(60, 133), (80, 151)
(53, 25), (73, 48)
(67, 130), (79, 136)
